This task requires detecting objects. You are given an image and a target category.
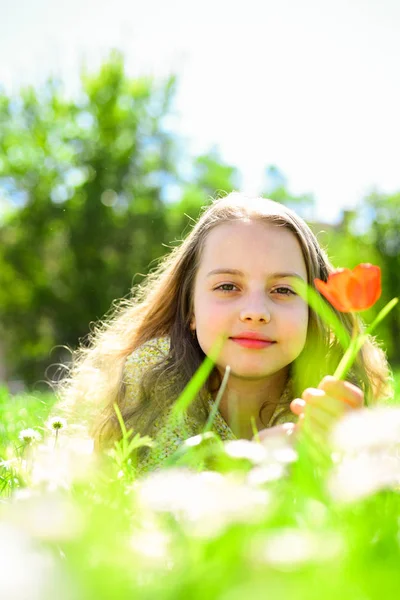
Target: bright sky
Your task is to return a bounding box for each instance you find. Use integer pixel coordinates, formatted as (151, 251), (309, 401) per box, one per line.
(1, 0), (400, 222)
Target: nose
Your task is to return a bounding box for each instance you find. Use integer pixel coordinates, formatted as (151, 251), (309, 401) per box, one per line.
(239, 294), (271, 324)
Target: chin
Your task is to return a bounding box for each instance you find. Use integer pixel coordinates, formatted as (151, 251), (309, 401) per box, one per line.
(222, 364), (283, 380)
(231, 371), (278, 381)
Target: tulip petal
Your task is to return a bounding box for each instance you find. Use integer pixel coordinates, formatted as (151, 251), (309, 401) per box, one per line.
(351, 264), (381, 310)
(346, 276), (365, 311)
(328, 270), (356, 312)
(314, 264), (382, 313)
(315, 270), (354, 312)
(315, 276), (348, 312)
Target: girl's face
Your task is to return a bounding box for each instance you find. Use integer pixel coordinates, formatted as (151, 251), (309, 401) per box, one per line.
(191, 220), (309, 381)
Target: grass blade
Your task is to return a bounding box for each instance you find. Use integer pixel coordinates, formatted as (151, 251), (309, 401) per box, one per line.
(203, 365), (231, 434)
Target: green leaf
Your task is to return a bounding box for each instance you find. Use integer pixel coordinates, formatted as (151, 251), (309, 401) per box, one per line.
(203, 365), (230, 434)
(170, 334), (226, 420)
(293, 279), (351, 349)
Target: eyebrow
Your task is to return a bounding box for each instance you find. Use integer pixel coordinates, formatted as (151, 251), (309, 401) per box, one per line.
(206, 269), (306, 281)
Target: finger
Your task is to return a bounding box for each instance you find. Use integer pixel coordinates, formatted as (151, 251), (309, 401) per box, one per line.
(299, 410), (329, 445)
(290, 398), (306, 416)
(302, 388), (346, 417)
(318, 376), (364, 409)
(303, 403), (333, 431)
(296, 412), (305, 430)
(256, 423), (297, 442)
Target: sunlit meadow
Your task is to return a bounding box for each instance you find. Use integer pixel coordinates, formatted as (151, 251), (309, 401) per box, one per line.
(0, 364), (400, 600)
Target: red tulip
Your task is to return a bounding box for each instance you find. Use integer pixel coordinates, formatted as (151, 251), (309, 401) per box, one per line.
(314, 263), (381, 312)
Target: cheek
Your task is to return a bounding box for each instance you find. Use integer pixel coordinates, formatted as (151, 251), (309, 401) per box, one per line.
(193, 295), (235, 351)
(281, 305), (309, 341)
(197, 300), (232, 331)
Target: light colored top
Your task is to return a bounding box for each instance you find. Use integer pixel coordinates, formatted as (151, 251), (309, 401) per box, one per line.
(123, 337), (295, 472)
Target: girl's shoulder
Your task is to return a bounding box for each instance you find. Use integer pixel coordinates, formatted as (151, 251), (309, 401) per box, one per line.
(124, 337), (171, 392)
(125, 336), (170, 369)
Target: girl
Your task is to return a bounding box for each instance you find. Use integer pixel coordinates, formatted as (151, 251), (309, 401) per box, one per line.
(59, 192), (392, 471)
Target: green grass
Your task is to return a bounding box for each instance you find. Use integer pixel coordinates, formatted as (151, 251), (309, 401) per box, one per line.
(393, 367), (400, 398)
(0, 373), (399, 599)
(0, 385), (56, 448)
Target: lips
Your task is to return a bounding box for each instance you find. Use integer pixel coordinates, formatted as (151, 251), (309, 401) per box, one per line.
(230, 332), (276, 350)
(230, 332), (275, 342)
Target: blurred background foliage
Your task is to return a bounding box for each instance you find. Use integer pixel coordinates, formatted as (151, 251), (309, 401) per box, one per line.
(0, 51), (399, 388)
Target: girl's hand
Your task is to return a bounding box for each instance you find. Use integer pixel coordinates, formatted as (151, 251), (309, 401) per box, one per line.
(289, 375), (364, 436)
(254, 422), (298, 445)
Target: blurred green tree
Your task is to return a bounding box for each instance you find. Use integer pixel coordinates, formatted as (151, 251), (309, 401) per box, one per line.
(309, 197), (399, 365)
(0, 53), (240, 386)
(262, 165), (316, 220)
(166, 147), (240, 239)
(0, 52), (180, 384)
(362, 191), (400, 363)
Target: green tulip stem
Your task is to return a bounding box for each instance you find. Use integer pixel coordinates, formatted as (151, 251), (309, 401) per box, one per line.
(333, 297), (398, 380)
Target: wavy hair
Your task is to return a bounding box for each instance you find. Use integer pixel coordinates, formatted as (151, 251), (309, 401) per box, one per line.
(58, 192), (393, 447)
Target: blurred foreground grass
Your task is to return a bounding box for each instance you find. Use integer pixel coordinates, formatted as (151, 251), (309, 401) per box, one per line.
(394, 368), (400, 398)
(0, 371), (399, 599)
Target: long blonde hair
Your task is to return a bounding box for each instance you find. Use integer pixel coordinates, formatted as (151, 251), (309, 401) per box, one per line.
(58, 192), (393, 447)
